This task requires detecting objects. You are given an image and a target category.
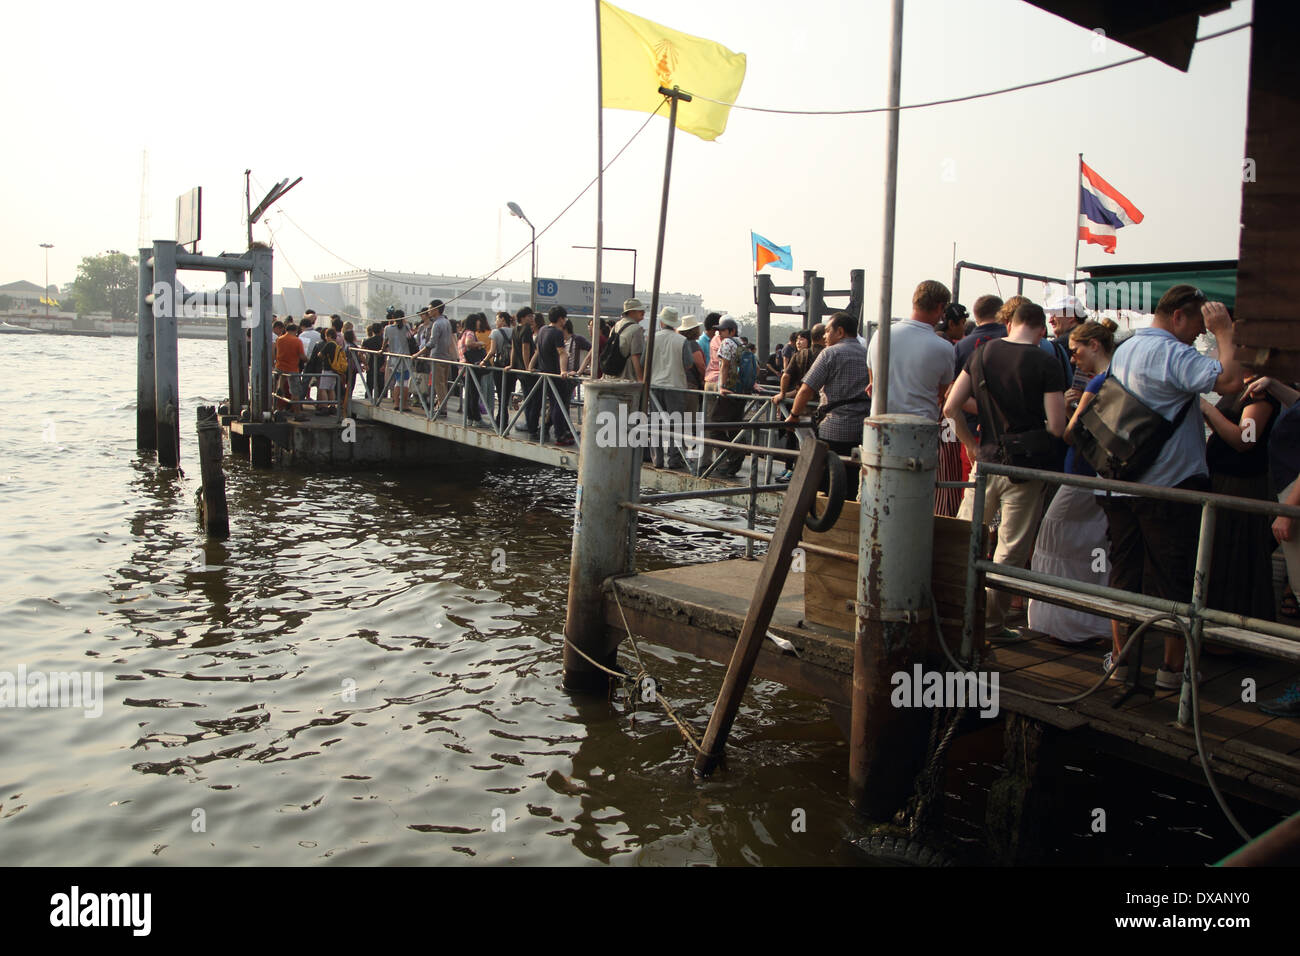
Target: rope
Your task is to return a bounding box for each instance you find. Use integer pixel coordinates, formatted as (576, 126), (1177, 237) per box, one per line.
(561, 578), (720, 760)
(681, 23), (1250, 116)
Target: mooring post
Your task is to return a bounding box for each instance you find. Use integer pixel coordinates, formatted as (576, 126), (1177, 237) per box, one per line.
(224, 268), (246, 420)
(808, 273), (825, 326)
(248, 246), (273, 421)
(848, 269), (865, 327)
(755, 272), (772, 365)
(136, 247), (156, 451)
(851, 414), (939, 819)
(564, 379), (642, 693)
(196, 406), (229, 539)
(152, 240), (180, 468)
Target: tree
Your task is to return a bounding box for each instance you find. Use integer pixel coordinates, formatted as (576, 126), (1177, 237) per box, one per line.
(0, 294), (12, 312)
(364, 286), (401, 322)
(70, 251), (137, 318)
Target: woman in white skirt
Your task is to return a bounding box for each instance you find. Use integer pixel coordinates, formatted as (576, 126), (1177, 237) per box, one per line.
(1027, 320), (1118, 645)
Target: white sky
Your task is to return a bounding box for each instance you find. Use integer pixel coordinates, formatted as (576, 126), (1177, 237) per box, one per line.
(1, 0), (1254, 317)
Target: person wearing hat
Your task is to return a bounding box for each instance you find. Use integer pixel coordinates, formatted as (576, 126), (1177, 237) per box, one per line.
(678, 315), (707, 405)
(606, 298), (646, 382)
(649, 307), (692, 469)
(701, 316), (745, 475)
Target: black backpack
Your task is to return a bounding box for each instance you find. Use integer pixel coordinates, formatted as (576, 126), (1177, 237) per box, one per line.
(600, 320), (632, 376)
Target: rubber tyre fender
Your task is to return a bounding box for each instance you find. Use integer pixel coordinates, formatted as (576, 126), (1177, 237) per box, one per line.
(803, 446), (847, 533)
(853, 834), (955, 867)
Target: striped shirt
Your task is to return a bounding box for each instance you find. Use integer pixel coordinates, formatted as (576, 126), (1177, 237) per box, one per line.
(802, 337), (870, 444)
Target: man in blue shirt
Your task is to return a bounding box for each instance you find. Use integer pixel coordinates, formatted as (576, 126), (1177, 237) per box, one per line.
(1098, 285), (1243, 690)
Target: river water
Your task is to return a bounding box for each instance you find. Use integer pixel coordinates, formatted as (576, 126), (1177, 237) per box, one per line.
(0, 335), (1279, 866)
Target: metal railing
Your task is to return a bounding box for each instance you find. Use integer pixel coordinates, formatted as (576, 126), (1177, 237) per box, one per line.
(962, 460), (1300, 726)
(271, 370), (347, 423)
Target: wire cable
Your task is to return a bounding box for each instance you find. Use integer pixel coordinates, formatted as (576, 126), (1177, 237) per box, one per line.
(681, 22), (1250, 116)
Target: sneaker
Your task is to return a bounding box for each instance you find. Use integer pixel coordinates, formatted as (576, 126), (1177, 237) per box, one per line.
(1154, 667), (1203, 690)
(556, 435), (575, 447)
(1102, 651), (1128, 682)
(1259, 681), (1300, 718)
(776, 469), (793, 483)
(514, 423), (530, 433)
(987, 626), (1024, 644)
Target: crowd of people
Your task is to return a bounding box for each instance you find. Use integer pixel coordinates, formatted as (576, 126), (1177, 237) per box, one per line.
(265, 285), (1300, 717)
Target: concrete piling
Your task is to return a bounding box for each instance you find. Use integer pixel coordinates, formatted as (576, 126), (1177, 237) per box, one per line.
(196, 406), (229, 538)
(564, 380), (643, 692)
(851, 414), (939, 819)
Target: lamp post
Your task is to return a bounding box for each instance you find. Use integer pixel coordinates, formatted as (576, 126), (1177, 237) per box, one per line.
(507, 202), (536, 312)
(39, 243), (53, 317)
(571, 244), (637, 304)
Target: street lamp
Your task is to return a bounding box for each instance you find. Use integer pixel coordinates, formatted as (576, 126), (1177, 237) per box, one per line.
(507, 202), (536, 312)
(39, 243), (53, 317)
(571, 245), (638, 305)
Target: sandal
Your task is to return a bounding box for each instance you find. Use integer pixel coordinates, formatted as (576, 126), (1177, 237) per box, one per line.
(1282, 589), (1300, 622)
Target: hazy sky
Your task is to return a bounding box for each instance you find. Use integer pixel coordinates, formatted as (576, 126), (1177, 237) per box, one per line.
(2, 0), (1253, 317)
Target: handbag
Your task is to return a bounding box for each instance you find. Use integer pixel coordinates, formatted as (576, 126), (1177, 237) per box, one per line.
(971, 347), (1064, 474)
(1071, 357), (1193, 482)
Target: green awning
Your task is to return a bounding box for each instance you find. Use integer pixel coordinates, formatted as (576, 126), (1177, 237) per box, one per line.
(1079, 260), (1237, 313)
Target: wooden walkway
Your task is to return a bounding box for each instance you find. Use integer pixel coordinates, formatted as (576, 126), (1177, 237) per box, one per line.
(606, 558), (1300, 811)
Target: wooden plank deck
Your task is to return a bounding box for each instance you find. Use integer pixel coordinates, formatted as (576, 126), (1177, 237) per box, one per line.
(606, 558), (1300, 810)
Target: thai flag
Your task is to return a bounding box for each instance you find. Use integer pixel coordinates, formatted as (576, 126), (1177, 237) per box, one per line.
(1078, 161), (1143, 254)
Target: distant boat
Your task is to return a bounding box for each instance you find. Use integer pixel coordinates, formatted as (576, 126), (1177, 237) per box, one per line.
(0, 322), (37, 334)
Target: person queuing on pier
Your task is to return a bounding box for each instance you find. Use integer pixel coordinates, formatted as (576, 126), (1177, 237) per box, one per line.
(1026, 319), (1118, 647)
(534, 306), (575, 446)
(272, 319), (285, 341)
(700, 312), (721, 356)
(424, 300), (454, 417)
(785, 312), (870, 486)
(361, 322), (383, 400)
(457, 312), (488, 426)
(945, 301), (1067, 643)
(563, 319), (592, 377)
(381, 309), (414, 413)
(273, 321), (307, 416)
(701, 316), (748, 476)
(1093, 287), (1243, 688)
(648, 306), (693, 469)
(486, 311), (514, 430)
(510, 307), (539, 438)
(605, 298), (647, 383)
(341, 328), (361, 418)
(772, 325), (824, 481)
(868, 280), (958, 513)
(679, 317), (707, 394)
(1200, 370), (1279, 623)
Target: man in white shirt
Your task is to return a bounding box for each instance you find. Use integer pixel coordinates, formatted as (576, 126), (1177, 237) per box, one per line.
(867, 280), (956, 420)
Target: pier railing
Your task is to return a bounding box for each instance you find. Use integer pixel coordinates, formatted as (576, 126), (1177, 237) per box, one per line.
(963, 460), (1300, 727)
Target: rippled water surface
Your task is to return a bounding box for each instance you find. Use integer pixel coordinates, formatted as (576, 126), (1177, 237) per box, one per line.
(1, 336), (1280, 866)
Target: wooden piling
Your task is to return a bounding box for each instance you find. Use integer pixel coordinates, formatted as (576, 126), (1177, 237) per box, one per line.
(694, 433), (828, 776)
(851, 415), (939, 819)
(224, 268), (248, 419)
(152, 240), (180, 467)
(196, 406), (229, 538)
(564, 380), (643, 692)
(136, 247), (156, 451)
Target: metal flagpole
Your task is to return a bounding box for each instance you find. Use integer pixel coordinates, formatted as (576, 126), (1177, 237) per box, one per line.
(1071, 152), (1083, 303)
(642, 86), (691, 410)
(874, 0), (904, 417)
(592, 0), (604, 378)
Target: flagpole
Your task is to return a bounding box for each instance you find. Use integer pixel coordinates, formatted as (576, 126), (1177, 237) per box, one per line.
(591, 0), (604, 378)
(1071, 152), (1082, 306)
(642, 85), (691, 411)
(874, 0), (904, 417)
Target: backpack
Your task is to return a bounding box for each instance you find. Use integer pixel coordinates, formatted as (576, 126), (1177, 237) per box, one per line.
(600, 319), (633, 376)
(736, 349), (758, 393)
(491, 328), (513, 368)
(328, 342), (348, 375)
(970, 345), (1065, 473)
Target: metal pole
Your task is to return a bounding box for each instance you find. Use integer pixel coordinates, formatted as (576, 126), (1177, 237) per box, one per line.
(530, 222), (537, 314)
(152, 240), (180, 467)
(1179, 503), (1216, 726)
(851, 414), (938, 818)
(564, 380), (643, 692)
(875, 0), (905, 416)
(643, 86), (689, 410)
(755, 273), (773, 364)
(960, 466), (987, 662)
(224, 268), (244, 419)
(592, 0), (604, 379)
(40, 243), (53, 318)
(849, 269), (865, 328)
(136, 247), (156, 451)
(1071, 152), (1083, 299)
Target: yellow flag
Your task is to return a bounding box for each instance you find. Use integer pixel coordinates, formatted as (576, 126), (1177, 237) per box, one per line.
(599, 1), (746, 142)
